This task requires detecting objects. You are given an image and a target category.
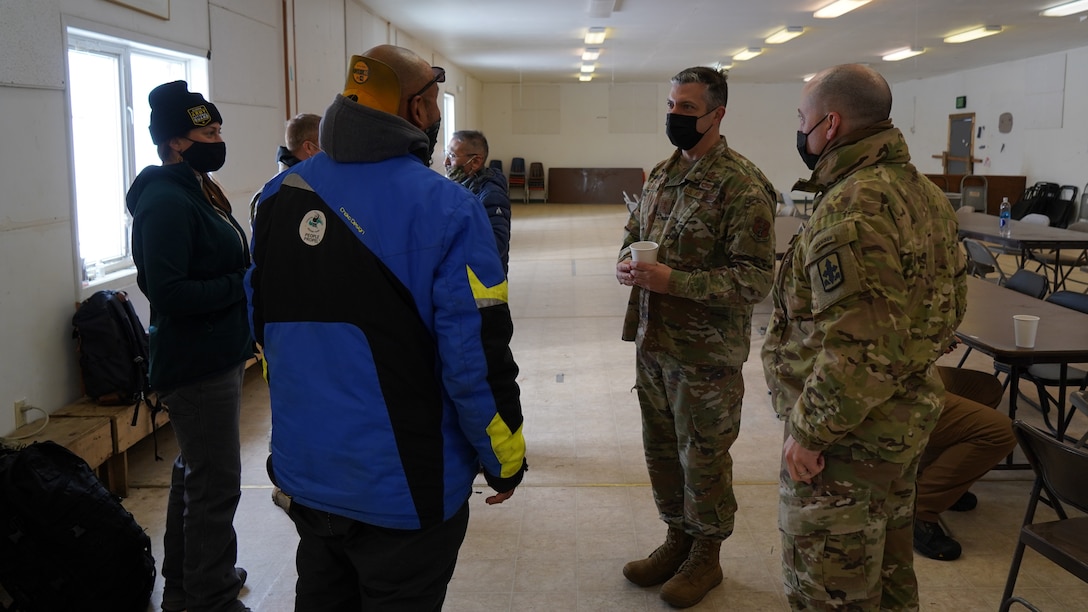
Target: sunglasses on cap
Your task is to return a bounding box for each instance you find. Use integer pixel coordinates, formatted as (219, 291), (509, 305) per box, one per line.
(409, 66), (446, 99)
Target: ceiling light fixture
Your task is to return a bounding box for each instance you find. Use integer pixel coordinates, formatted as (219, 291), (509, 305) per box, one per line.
(579, 74), (593, 82)
(814, 0), (871, 19)
(943, 25), (1003, 43)
(585, 27), (606, 45)
(580, 64), (595, 73)
(1041, 0), (1088, 16)
(802, 73), (817, 82)
(732, 47), (763, 61)
(765, 26), (805, 44)
(582, 48), (601, 61)
(882, 46), (925, 61)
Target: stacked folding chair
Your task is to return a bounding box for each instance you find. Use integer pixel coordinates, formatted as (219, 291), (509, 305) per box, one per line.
(527, 162), (546, 203)
(508, 157), (527, 203)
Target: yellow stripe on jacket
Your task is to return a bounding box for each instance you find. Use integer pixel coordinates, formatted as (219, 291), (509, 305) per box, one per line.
(467, 265), (509, 307)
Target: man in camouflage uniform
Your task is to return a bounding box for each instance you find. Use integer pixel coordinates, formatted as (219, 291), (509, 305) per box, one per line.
(616, 66), (776, 608)
(761, 64), (967, 610)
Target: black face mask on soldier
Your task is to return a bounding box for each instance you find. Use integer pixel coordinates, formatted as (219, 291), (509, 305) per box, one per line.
(796, 114), (829, 171)
(665, 109), (716, 151)
(182, 140), (227, 173)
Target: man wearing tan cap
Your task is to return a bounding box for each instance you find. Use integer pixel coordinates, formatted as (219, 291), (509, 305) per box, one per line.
(246, 45), (526, 610)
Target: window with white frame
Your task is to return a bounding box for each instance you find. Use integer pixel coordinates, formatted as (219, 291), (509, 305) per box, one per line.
(66, 28), (208, 287)
(442, 91), (456, 152)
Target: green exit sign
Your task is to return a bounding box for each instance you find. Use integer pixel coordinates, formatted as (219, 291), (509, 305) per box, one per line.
(955, 96), (967, 109)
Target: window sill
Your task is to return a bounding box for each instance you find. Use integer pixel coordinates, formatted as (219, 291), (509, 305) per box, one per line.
(79, 267), (138, 301)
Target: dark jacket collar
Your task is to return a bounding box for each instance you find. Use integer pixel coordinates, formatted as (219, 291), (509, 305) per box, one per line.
(319, 94), (430, 164)
(792, 120), (908, 195)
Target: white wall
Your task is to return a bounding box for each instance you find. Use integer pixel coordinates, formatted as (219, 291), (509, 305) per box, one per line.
(0, 84), (82, 416)
(891, 46), (1088, 191)
(294, 0), (349, 117)
(480, 47), (1088, 202)
(480, 80), (810, 198)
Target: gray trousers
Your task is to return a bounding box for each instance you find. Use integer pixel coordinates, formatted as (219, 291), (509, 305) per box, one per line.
(161, 362), (248, 612)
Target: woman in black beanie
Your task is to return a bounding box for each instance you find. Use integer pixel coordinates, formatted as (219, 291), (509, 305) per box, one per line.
(125, 80), (253, 612)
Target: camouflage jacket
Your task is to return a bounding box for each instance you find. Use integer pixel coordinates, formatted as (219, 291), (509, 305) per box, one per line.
(620, 136), (776, 366)
(761, 122), (967, 463)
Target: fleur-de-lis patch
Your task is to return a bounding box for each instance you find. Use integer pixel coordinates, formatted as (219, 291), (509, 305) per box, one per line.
(818, 253), (843, 292)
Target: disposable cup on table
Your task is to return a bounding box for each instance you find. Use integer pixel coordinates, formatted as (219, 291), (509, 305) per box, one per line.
(1013, 314), (1040, 348)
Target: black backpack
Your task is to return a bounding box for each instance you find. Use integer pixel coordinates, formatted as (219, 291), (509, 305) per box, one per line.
(71, 290), (151, 405)
(0, 441), (156, 611)
(1010, 181), (1061, 222)
(71, 291), (163, 457)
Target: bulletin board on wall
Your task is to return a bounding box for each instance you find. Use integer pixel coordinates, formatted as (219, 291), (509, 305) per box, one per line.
(0, 0), (64, 88)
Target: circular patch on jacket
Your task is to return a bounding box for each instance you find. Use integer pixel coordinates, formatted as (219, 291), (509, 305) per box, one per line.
(751, 216), (771, 241)
(299, 210), (327, 246)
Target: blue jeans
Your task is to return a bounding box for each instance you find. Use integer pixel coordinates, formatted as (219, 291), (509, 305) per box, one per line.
(161, 362), (247, 612)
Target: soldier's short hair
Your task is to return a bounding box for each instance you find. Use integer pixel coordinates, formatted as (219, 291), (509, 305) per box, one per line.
(811, 65), (892, 128)
(285, 113), (321, 155)
(670, 66), (729, 110)
(451, 129), (489, 161)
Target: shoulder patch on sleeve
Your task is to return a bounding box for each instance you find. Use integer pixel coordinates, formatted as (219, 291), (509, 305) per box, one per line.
(808, 245), (860, 313)
(804, 222), (861, 313)
(816, 252), (843, 291)
(751, 216), (771, 242)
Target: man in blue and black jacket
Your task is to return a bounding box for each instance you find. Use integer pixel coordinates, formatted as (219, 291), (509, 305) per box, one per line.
(245, 45), (526, 610)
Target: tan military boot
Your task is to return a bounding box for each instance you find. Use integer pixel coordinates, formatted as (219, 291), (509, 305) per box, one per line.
(659, 537), (723, 608)
(622, 527), (693, 587)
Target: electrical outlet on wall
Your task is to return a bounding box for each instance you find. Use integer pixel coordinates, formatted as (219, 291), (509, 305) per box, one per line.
(13, 399), (27, 429)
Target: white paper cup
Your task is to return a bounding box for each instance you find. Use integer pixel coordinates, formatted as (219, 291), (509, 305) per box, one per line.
(629, 241), (659, 264)
(1013, 314), (1040, 348)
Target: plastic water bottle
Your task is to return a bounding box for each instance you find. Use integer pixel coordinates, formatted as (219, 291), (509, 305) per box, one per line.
(999, 197), (1012, 237)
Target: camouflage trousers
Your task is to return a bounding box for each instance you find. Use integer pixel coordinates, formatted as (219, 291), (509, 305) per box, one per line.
(635, 347), (742, 540)
(779, 445), (921, 611)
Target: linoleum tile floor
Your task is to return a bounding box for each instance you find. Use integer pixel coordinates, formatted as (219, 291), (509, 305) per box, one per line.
(122, 204), (1088, 611)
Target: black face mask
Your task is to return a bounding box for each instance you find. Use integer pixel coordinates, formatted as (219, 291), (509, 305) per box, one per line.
(182, 140), (227, 173)
(419, 119), (442, 167)
(665, 109), (715, 151)
(796, 114), (829, 171)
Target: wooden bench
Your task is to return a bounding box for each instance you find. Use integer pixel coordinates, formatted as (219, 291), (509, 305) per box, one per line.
(52, 397), (169, 497)
(15, 356), (255, 498)
(6, 416), (114, 475)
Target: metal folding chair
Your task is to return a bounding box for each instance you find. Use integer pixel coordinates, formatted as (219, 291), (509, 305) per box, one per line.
(999, 421), (1088, 611)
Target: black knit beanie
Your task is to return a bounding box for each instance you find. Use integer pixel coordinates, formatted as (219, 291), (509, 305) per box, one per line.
(148, 80), (223, 145)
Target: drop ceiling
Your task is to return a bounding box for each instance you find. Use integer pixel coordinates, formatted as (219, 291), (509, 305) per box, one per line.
(355, 0), (1088, 84)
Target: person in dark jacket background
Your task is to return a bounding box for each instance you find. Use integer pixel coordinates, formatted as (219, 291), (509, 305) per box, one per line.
(251, 113), (323, 222)
(246, 46), (526, 610)
(445, 129), (511, 274)
(277, 112), (322, 171)
(126, 80), (253, 612)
